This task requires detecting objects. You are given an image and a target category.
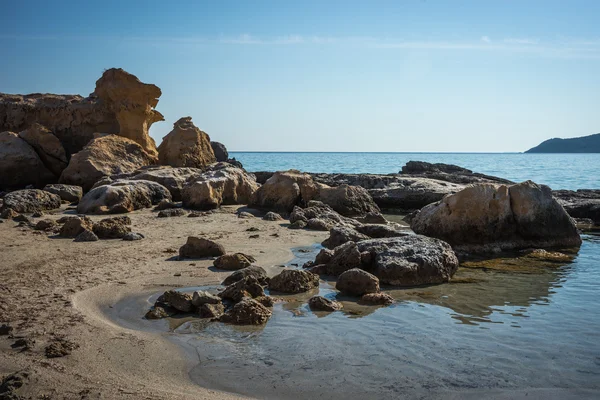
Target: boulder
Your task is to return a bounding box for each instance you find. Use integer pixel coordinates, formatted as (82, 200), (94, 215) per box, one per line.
(60, 135), (157, 191)
(77, 180), (171, 214)
(307, 218), (334, 231)
(315, 248), (334, 265)
(411, 181), (582, 252)
(179, 236), (226, 258)
(369, 177), (465, 211)
(289, 201), (360, 232)
(93, 217), (131, 239)
(18, 123), (68, 177)
(268, 269), (319, 294)
(0, 131), (55, 188)
(191, 291), (222, 307)
(554, 189), (600, 225)
(43, 184), (83, 203)
(214, 253), (256, 270)
(34, 219), (57, 231)
(160, 290), (193, 313)
(222, 266), (269, 286)
(199, 303), (225, 319)
(220, 298), (272, 325)
(250, 170), (322, 212)
(325, 241), (362, 275)
(130, 167), (202, 201)
(322, 225), (370, 249)
(263, 211), (284, 221)
(400, 161), (513, 185)
(210, 141), (229, 162)
(336, 268), (380, 296)
(59, 216), (94, 238)
(158, 117), (216, 168)
(288, 220), (307, 229)
(74, 229), (99, 242)
(360, 292), (394, 305)
(317, 184), (380, 217)
(308, 296), (343, 311)
(2, 189), (61, 213)
(219, 276), (265, 303)
(123, 232), (144, 241)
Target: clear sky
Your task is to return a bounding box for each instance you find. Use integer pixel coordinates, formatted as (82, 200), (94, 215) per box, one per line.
(1, 0), (599, 152)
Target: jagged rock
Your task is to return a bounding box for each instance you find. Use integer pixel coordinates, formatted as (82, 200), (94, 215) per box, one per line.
(554, 189), (600, 225)
(336, 268), (380, 296)
(145, 306), (170, 319)
(153, 199), (179, 211)
(158, 117), (216, 168)
(210, 141), (228, 162)
(411, 181), (582, 253)
(157, 208), (186, 218)
(43, 184), (83, 203)
(60, 135), (157, 191)
(1, 208), (18, 219)
(18, 123), (68, 177)
(322, 225), (370, 249)
(220, 298), (272, 325)
(192, 291), (222, 307)
(199, 303), (225, 319)
(308, 296), (343, 311)
(255, 296), (275, 308)
(360, 292), (394, 305)
(214, 253), (256, 270)
(219, 276), (265, 303)
(179, 236), (226, 258)
(130, 167), (202, 201)
(315, 248), (334, 265)
(369, 178), (465, 211)
(74, 229), (99, 242)
(357, 211), (388, 224)
(77, 179), (171, 214)
(161, 290), (193, 313)
(181, 164), (259, 210)
(307, 218), (334, 231)
(1, 189), (61, 213)
(59, 216), (94, 238)
(222, 266), (269, 286)
(400, 161), (513, 185)
(250, 170), (322, 212)
(325, 241), (363, 275)
(263, 211), (284, 221)
(268, 269), (319, 294)
(289, 201), (359, 229)
(92, 217), (131, 239)
(318, 184), (380, 217)
(123, 232), (144, 241)
(34, 219), (57, 231)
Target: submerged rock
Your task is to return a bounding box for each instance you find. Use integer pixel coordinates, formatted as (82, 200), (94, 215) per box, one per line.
(308, 296), (343, 312)
(360, 292), (394, 306)
(220, 298), (272, 325)
(268, 269), (319, 294)
(336, 268), (380, 296)
(179, 237), (226, 258)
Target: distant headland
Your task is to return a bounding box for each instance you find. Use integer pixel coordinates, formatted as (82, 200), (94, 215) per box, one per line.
(525, 133), (600, 153)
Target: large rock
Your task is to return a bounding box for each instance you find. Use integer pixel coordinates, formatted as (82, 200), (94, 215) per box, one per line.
(554, 189), (600, 225)
(0, 131), (55, 188)
(59, 216), (94, 238)
(18, 123), (68, 177)
(411, 181), (582, 252)
(93, 217), (131, 239)
(210, 141), (229, 162)
(179, 237), (226, 259)
(222, 266), (269, 286)
(400, 161), (513, 185)
(130, 166), (201, 201)
(60, 135), (157, 191)
(369, 178), (465, 211)
(43, 184), (83, 203)
(1, 189), (61, 213)
(158, 117), (216, 168)
(336, 268), (380, 296)
(250, 170), (322, 212)
(220, 298), (272, 325)
(182, 165), (259, 210)
(219, 276), (265, 303)
(268, 269), (319, 294)
(325, 241), (363, 275)
(322, 223), (410, 249)
(77, 180), (171, 214)
(317, 184), (380, 217)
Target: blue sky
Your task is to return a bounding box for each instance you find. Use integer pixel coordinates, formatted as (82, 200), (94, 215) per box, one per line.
(2, 0), (599, 152)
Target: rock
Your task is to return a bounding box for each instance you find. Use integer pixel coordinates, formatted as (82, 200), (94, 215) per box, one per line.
(222, 266), (269, 286)
(336, 268), (380, 296)
(357, 211), (388, 224)
(289, 220), (307, 229)
(13, 214), (32, 224)
(521, 249), (573, 262)
(60, 135), (157, 191)
(92, 217), (131, 239)
(1, 189), (61, 213)
(145, 306), (170, 319)
(158, 117), (216, 168)
(369, 177), (465, 211)
(325, 241), (362, 275)
(34, 219), (57, 231)
(59, 216), (94, 238)
(290, 201), (359, 230)
(574, 218), (595, 230)
(214, 253), (256, 270)
(317, 184), (380, 217)
(219, 276), (265, 303)
(0, 371), (29, 399)
(411, 181), (582, 253)
(43, 184), (83, 203)
(255, 296), (275, 308)
(315, 248), (334, 265)
(74, 229), (99, 242)
(308, 296), (343, 311)
(123, 232), (144, 241)
(220, 298), (272, 325)
(182, 165), (259, 210)
(322, 225), (370, 249)
(268, 269), (320, 294)
(199, 303), (225, 319)
(0, 131), (57, 189)
(306, 218), (333, 231)
(191, 291), (222, 307)
(1, 208), (18, 219)
(161, 290), (193, 313)
(129, 167), (202, 201)
(356, 224), (410, 239)
(210, 141), (229, 162)
(179, 236), (226, 258)
(400, 161), (513, 185)
(31, 211), (44, 218)
(154, 199), (179, 211)
(0, 324), (13, 335)
(554, 189), (600, 225)
(18, 123), (68, 177)
(263, 211), (284, 221)
(360, 292), (394, 305)
(237, 211), (255, 219)
(250, 170), (322, 212)
(77, 179), (171, 214)
(157, 208), (187, 218)
(45, 338), (78, 358)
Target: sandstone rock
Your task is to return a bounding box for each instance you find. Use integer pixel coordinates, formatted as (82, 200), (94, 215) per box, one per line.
(59, 216), (94, 238)
(123, 232), (144, 241)
(157, 208), (186, 218)
(74, 229), (99, 242)
(357, 211), (388, 224)
(308, 296), (343, 311)
(214, 253), (256, 270)
(92, 217), (131, 239)
(77, 180), (171, 214)
(411, 181), (582, 253)
(220, 298), (272, 325)
(250, 170), (322, 212)
(289, 201), (359, 229)
(18, 123), (68, 177)
(336, 268), (380, 296)
(158, 117), (216, 168)
(181, 165), (259, 210)
(360, 292), (394, 305)
(219, 276), (265, 303)
(222, 266), (269, 286)
(317, 184), (380, 217)
(43, 184), (83, 203)
(161, 290), (193, 313)
(2, 189), (61, 213)
(307, 218), (334, 231)
(130, 167), (201, 201)
(268, 269), (319, 294)
(179, 236), (226, 258)
(210, 141), (229, 162)
(199, 303), (225, 319)
(192, 291), (222, 307)
(263, 211), (284, 221)
(60, 135), (157, 191)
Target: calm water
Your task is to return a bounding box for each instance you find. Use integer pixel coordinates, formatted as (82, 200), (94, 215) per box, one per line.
(230, 152), (600, 190)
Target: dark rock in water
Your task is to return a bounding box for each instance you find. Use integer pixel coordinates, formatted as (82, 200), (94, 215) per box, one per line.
(161, 290), (193, 313)
(553, 189), (600, 225)
(222, 266), (269, 286)
(2, 189), (61, 213)
(192, 291), (222, 307)
(220, 298), (272, 325)
(123, 232), (144, 241)
(411, 181), (582, 253)
(157, 208), (186, 218)
(326, 241), (363, 275)
(199, 303), (225, 319)
(214, 253), (256, 270)
(219, 276), (265, 303)
(269, 269), (319, 294)
(308, 296), (343, 311)
(145, 306), (171, 319)
(263, 211), (284, 221)
(360, 292), (394, 306)
(179, 236), (226, 258)
(74, 229), (99, 242)
(210, 141), (229, 162)
(336, 268), (380, 296)
(525, 133), (600, 153)
(93, 217), (131, 239)
(43, 184), (83, 203)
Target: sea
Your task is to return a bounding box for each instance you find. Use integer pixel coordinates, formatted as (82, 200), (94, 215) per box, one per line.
(230, 152), (600, 190)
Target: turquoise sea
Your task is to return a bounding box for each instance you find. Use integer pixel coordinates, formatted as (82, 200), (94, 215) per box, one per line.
(230, 152), (600, 190)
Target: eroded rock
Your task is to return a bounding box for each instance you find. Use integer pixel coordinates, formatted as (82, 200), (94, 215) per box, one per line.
(220, 298), (272, 325)
(179, 236), (226, 258)
(158, 117), (216, 168)
(77, 179), (171, 214)
(214, 253), (256, 270)
(336, 268), (380, 296)
(2, 189), (61, 213)
(268, 269), (319, 294)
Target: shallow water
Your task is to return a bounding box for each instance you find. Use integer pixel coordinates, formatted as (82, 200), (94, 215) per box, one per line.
(111, 235), (600, 399)
(230, 152), (600, 191)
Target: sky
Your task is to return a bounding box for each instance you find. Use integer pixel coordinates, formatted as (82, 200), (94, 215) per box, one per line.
(1, 0), (599, 152)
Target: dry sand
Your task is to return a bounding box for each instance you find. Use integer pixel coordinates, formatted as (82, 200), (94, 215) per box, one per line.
(0, 206), (327, 399)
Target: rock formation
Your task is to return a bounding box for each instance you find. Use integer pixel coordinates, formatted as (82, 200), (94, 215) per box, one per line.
(77, 180), (171, 214)
(0, 131), (55, 188)
(250, 170), (322, 212)
(18, 123), (68, 177)
(158, 117), (216, 168)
